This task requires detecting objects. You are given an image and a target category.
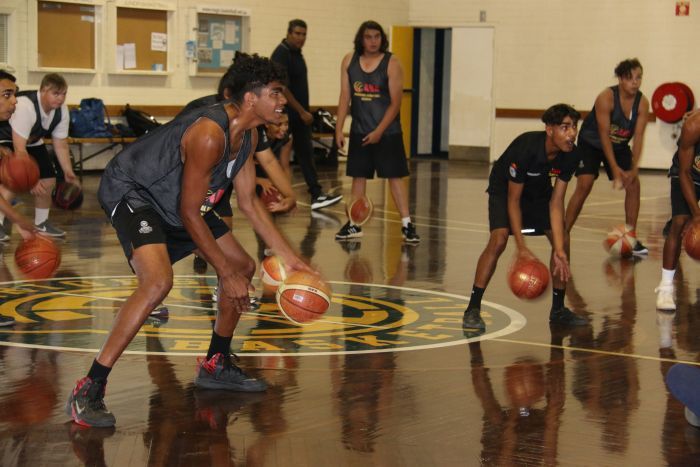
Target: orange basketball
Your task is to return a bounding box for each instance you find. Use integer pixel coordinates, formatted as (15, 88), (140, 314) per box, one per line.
(275, 271), (332, 325)
(260, 186), (282, 208)
(346, 195), (373, 226)
(261, 255), (287, 286)
(683, 221), (700, 260)
(508, 257), (549, 299)
(15, 236), (61, 279)
(0, 153), (40, 193)
(604, 224), (637, 258)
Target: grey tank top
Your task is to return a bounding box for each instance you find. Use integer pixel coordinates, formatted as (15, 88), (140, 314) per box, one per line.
(347, 52), (401, 135)
(98, 103), (251, 227)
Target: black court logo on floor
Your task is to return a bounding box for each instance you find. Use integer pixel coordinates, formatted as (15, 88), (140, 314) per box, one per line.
(0, 276), (525, 355)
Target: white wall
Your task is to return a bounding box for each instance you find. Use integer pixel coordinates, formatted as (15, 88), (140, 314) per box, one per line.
(409, 0), (699, 168)
(2, 0), (409, 108)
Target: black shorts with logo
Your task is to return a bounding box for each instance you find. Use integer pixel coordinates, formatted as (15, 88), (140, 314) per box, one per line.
(574, 140), (632, 180)
(347, 132), (409, 179)
(111, 202), (229, 264)
(670, 177), (700, 217)
(488, 192), (550, 235)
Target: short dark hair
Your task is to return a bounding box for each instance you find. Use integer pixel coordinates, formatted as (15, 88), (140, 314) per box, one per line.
(0, 70), (16, 83)
(287, 19), (307, 33)
(541, 104), (580, 126)
(614, 58), (642, 79)
(40, 73), (67, 92)
(354, 21), (389, 55)
(221, 52), (287, 104)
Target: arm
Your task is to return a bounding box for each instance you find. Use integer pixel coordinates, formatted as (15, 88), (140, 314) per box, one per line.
(549, 179), (571, 282)
(363, 55), (403, 146)
(51, 137), (79, 188)
(626, 95), (650, 184)
(335, 53), (353, 149)
(593, 89), (623, 189)
(254, 147), (296, 212)
(678, 112), (700, 220)
(278, 137), (293, 181)
(283, 88), (313, 126)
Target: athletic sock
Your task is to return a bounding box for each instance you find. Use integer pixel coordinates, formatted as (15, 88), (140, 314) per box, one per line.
(551, 288), (566, 311)
(661, 268), (676, 285)
(206, 331), (233, 359)
(35, 208), (49, 225)
(467, 286), (485, 311)
(87, 359), (112, 381)
(402, 217), (411, 228)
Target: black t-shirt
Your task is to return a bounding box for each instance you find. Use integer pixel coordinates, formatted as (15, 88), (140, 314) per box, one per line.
(488, 131), (579, 200)
(271, 39), (309, 116)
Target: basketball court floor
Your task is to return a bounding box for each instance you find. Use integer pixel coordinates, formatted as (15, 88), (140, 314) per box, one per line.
(0, 159), (699, 466)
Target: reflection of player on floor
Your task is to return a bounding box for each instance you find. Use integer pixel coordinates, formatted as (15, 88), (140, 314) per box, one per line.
(334, 21), (420, 243)
(65, 54), (313, 428)
(0, 70), (41, 327)
(655, 110), (700, 311)
(565, 58), (650, 256)
(464, 104), (587, 333)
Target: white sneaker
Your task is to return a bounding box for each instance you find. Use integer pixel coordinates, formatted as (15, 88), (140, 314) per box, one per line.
(655, 284), (676, 311)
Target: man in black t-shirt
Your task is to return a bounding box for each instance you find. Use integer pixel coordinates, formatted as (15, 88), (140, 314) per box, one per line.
(464, 104), (588, 333)
(271, 19), (342, 211)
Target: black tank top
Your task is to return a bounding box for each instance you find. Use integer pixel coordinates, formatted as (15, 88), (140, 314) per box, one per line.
(98, 103), (251, 227)
(669, 141), (700, 185)
(578, 86), (642, 151)
(0, 91), (62, 145)
(347, 52), (401, 135)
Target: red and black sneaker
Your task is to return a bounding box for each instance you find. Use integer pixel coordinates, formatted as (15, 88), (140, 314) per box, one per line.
(194, 353), (268, 392)
(65, 377), (116, 427)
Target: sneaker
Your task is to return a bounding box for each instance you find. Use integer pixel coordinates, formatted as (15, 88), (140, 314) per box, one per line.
(0, 224), (9, 242)
(339, 240), (362, 253)
(463, 308), (486, 332)
(310, 209), (342, 228)
(402, 222), (421, 243)
(193, 255), (208, 274)
(194, 353), (268, 392)
(632, 240), (648, 256)
(35, 220), (66, 237)
(655, 284), (676, 311)
(310, 192), (343, 210)
(150, 305), (169, 318)
(335, 221), (363, 240)
(0, 315), (15, 326)
(65, 377), (116, 427)
(549, 307), (588, 326)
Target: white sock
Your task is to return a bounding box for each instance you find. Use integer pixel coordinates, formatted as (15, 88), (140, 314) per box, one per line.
(402, 217), (411, 228)
(35, 208), (49, 225)
(661, 268), (676, 285)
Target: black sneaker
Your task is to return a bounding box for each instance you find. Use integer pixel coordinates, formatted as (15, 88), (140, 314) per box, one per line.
(335, 221), (363, 240)
(65, 377), (116, 427)
(549, 307), (588, 326)
(632, 240), (649, 256)
(35, 220), (66, 237)
(193, 255), (208, 274)
(463, 308), (486, 332)
(194, 353), (268, 392)
(310, 192), (343, 210)
(0, 315), (15, 326)
(150, 305), (169, 318)
(402, 222), (421, 243)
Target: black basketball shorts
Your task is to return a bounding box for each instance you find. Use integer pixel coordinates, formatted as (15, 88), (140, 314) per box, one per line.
(488, 192), (550, 235)
(670, 177), (700, 217)
(574, 140), (632, 180)
(346, 132), (409, 179)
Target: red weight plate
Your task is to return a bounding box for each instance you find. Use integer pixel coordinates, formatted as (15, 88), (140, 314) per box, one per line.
(674, 82), (695, 111)
(652, 82), (688, 123)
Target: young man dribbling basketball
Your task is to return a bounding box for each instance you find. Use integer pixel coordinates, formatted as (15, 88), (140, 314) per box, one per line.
(463, 104), (588, 334)
(65, 54), (314, 428)
(655, 110), (700, 311)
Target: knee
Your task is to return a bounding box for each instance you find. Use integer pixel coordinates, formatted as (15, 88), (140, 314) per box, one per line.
(575, 177), (594, 195)
(143, 275), (173, 301)
(487, 231), (509, 255)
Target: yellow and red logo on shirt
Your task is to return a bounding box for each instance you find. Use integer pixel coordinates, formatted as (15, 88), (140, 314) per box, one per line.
(509, 163), (518, 178)
(199, 188), (225, 215)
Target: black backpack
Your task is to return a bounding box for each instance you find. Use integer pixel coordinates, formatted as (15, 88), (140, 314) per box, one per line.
(123, 104), (161, 137)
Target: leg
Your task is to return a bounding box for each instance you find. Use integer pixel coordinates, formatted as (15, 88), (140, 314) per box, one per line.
(624, 176), (641, 229)
(656, 215), (688, 311)
(387, 177), (410, 218)
(545, 231), (587, 325)
(564, 174), (595, 232)
(290, 121), (322, 198)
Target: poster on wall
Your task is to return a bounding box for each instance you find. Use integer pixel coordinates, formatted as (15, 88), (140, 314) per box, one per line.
(197, 14), (242, 71)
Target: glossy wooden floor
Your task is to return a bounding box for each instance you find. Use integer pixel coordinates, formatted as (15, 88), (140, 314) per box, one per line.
(1, 159), (699, 466)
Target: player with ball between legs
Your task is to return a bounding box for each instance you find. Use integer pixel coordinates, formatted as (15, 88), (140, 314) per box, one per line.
(463, 104), (588, 335)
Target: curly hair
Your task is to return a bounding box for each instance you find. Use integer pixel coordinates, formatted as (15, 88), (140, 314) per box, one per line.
(354, 21), (389, 55)
(222, 52), (287, 103)
(614, 58), (642, 79)
(0, 70), (16, 83)
(541, 104), (580, 126)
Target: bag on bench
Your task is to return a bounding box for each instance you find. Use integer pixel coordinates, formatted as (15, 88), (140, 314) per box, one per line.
(123, 104), (161, 137)
(69, 98), (113, 138)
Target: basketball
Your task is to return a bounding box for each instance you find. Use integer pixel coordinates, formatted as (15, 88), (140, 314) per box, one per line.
(683, 221), (700, 260)
(260, 186), (282, 208)
(14, 236), (61, 279)
(276, 271), (332, 325)
(508, 257), (549, 299)
(260, 255), (287, 286)
(52, 181), (84, 210)
(603, 224), (637, 258)
(0, 153), (40, 193)
(346, 195), (373, 226)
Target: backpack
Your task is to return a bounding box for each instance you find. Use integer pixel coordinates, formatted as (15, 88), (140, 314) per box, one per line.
(123, 104), (161, 137)
(69, 98), (113, 138)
